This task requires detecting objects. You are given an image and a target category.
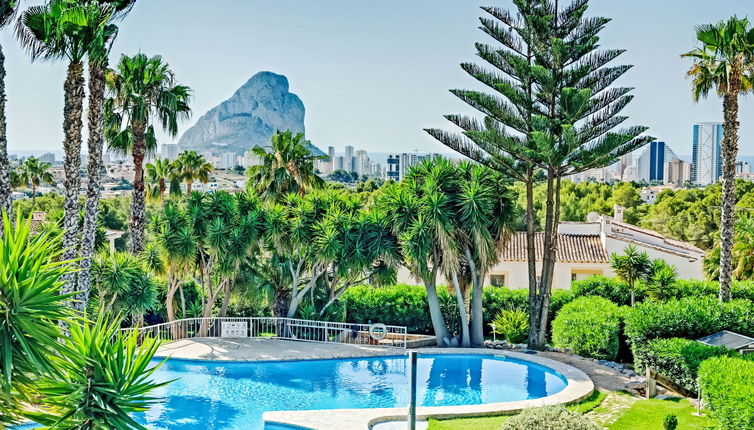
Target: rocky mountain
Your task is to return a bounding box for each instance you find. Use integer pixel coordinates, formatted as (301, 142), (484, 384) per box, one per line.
(178, 71), (325, 156)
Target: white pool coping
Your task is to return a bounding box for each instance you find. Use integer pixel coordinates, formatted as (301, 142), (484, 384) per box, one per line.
(261, 348), (595, 430)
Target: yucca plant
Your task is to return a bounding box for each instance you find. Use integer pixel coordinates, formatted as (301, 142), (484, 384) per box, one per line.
(28, 315), (168, 430)
(0, 214), (73, 425)
(490, 308), (528, 344)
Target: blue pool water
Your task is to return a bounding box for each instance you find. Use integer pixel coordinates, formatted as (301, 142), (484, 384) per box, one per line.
(134, 354), (567, 430)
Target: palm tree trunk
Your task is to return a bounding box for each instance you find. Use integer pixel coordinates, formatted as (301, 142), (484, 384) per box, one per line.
(186, 179), (192, 197)
(465, 248), (484, 347)
(424, 262), (450, 346)
(31, 185), (36, 210)
(719, 74), (741, 302)
(219, 280), (232, 318)
(158, 178), (165, 198)
(0, 44), (11, 224)
(60, 60), (86, 320)
(450, 269), (471, 347)
(78, 62), (107, 307)
(129, 124), (147, 253)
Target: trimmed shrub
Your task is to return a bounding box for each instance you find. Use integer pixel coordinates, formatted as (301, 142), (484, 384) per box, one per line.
(490, 308), (528, 344)
(499, 405), (598, 430)
(624, 297), (754, 358)
(552, 296), (623, 360)
(639, 338), (734, 393)
(698, 356), (754, 429)
(572, 276), (632, 305)
(341, 284), (434, 333)
(663, 414), (678, 430)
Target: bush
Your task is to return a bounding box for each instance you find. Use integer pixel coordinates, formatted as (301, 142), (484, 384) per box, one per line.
(552, 296), (623, 360)
(483, 287), (573, 335)
(663, 414), (678, 430)
(698, 356), (754, 429)
(624, 297), (754, 363)
(490, 308), (528, 344)
(499, 405), (598, 430)
(638, 338), (734, 393)
(341, 284), (434, 333)
(572, 276), (632, 305)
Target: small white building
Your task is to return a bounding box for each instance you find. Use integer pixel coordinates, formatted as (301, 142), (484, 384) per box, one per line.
(397, 206), (706, 290)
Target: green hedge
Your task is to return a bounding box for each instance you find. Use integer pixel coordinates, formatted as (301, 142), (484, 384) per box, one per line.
(625, 297), (754, 371)
(572, 276), (632, 306)
(552, 296), (623, 360)
(640, 338), (734, 393)
(483, 287), (573, 333)
(699, 356), (754, 429)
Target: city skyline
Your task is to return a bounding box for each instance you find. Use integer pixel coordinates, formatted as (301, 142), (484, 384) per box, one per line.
(1, 0), (753, 157)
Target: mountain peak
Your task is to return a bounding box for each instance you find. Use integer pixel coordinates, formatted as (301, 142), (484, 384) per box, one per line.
(178, 72), (324, 156)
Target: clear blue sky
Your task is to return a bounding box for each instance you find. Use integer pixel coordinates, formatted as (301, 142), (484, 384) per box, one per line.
(4, 0), (754, 157)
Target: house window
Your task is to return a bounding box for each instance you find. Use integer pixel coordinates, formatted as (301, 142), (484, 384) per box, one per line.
(571, 273), (577, 282)
(490, 274), (506, 287)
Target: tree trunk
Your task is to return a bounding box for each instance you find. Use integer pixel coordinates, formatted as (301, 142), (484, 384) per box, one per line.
(537, 175), (562, 344)
(525, 171), (540, 349)
(179, 284), (186, 318)
(450, 269), (471, 347)
(31, 185), (36, 210)
(186, 179), (193, 197)
(60, 60), (86, 323)
(219, 280), (232, 317)
(466, 248), (484, 347)
(424, 265), (450, 346)
(719, 72), (740, 303)
(129, 124), (147, 253)
(273, 288), (289, 318)
(158, 178), (166, 198)
(78, 62), (107, 308)
(0, 44), (11, 226)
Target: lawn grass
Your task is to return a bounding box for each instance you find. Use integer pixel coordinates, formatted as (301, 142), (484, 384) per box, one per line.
(608, 397), (715, 430)
(427, 415), (507, 430)
(568, 390), (607, 414)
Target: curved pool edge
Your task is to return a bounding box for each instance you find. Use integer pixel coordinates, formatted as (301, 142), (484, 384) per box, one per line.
(262, 348), (594, 430)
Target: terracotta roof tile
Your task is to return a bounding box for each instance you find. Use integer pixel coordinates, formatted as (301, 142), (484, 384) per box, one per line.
(501, 232), (609, 263)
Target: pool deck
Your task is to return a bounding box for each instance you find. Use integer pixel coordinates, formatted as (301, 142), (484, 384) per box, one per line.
(155, 339), (595, 430)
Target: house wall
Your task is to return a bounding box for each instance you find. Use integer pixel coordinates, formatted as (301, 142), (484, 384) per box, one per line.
(602, 237), (704, 280)
(396, 261), (610, 290)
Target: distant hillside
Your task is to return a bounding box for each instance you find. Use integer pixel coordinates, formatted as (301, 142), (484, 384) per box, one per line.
(178, 71), (325, 156)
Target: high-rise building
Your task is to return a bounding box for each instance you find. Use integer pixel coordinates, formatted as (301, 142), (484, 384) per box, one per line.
(736, 161), (751, 174)
(219, 152), (236, 169)
(386, 155), (400, 181)
(39, 152), (55, 164)
(692, 123), (723, 185)
(344, 145), (355, 172)
(355, 150), (369, 176)
(335, 156), (345, 171)
(327, 146), (335, 175)
(664, 159), (692, 186)
(162, 143), (179, 161)
(637, 141), (678, 182)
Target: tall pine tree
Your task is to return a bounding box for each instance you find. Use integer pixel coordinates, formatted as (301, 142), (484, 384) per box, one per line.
(427, 0), (652, 348)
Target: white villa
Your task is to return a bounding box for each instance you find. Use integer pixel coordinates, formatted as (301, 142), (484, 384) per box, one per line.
(398, 205), (707, 290)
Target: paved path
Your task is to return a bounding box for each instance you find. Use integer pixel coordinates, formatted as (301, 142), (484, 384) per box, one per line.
(155, 337), (402, 361)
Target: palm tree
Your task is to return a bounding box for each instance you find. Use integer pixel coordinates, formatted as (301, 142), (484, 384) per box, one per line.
(683, 17), (754, 302)
(16, 156), (54, 209)
(174, 150), (213, 196)
(78, 0), (135, 311)
(17, 0), (112, 306)
(145, 158), (175, 201)
(610, 245), (653, 306)
(0, 1), (17, 223)
(106, 53), (192, 253)
(247, 130), (326, 200)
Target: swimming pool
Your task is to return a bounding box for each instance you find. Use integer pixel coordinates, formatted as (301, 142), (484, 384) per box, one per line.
(137, 354), (567, 430)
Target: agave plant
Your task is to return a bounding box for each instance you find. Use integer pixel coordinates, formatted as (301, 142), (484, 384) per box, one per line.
(27, 315), (168, 429)
(0, 214), (73, 425)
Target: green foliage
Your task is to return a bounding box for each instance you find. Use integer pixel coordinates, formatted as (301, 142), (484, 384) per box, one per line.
(552, 296), (623, 360)
(640, 338), (734, 393)
(572, 276), (632, 306)
(0, 216), (72, 425)
(482, 287), (573, 334)
(490, 308), (528, 344)
(698, 356), (754, 429)
(28, 315), (167, 430)
(663, 414), (678, 430)
(567, 390), (607, 415)
(341, 284), (436, 334)
(610, 245), (653, 305)
(624, 296), (754, 369)
(498, 406), (598, 430)
(92, 252), (158, 324)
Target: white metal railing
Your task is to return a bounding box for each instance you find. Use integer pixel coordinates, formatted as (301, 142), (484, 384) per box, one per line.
(121, 317), (408, 349)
